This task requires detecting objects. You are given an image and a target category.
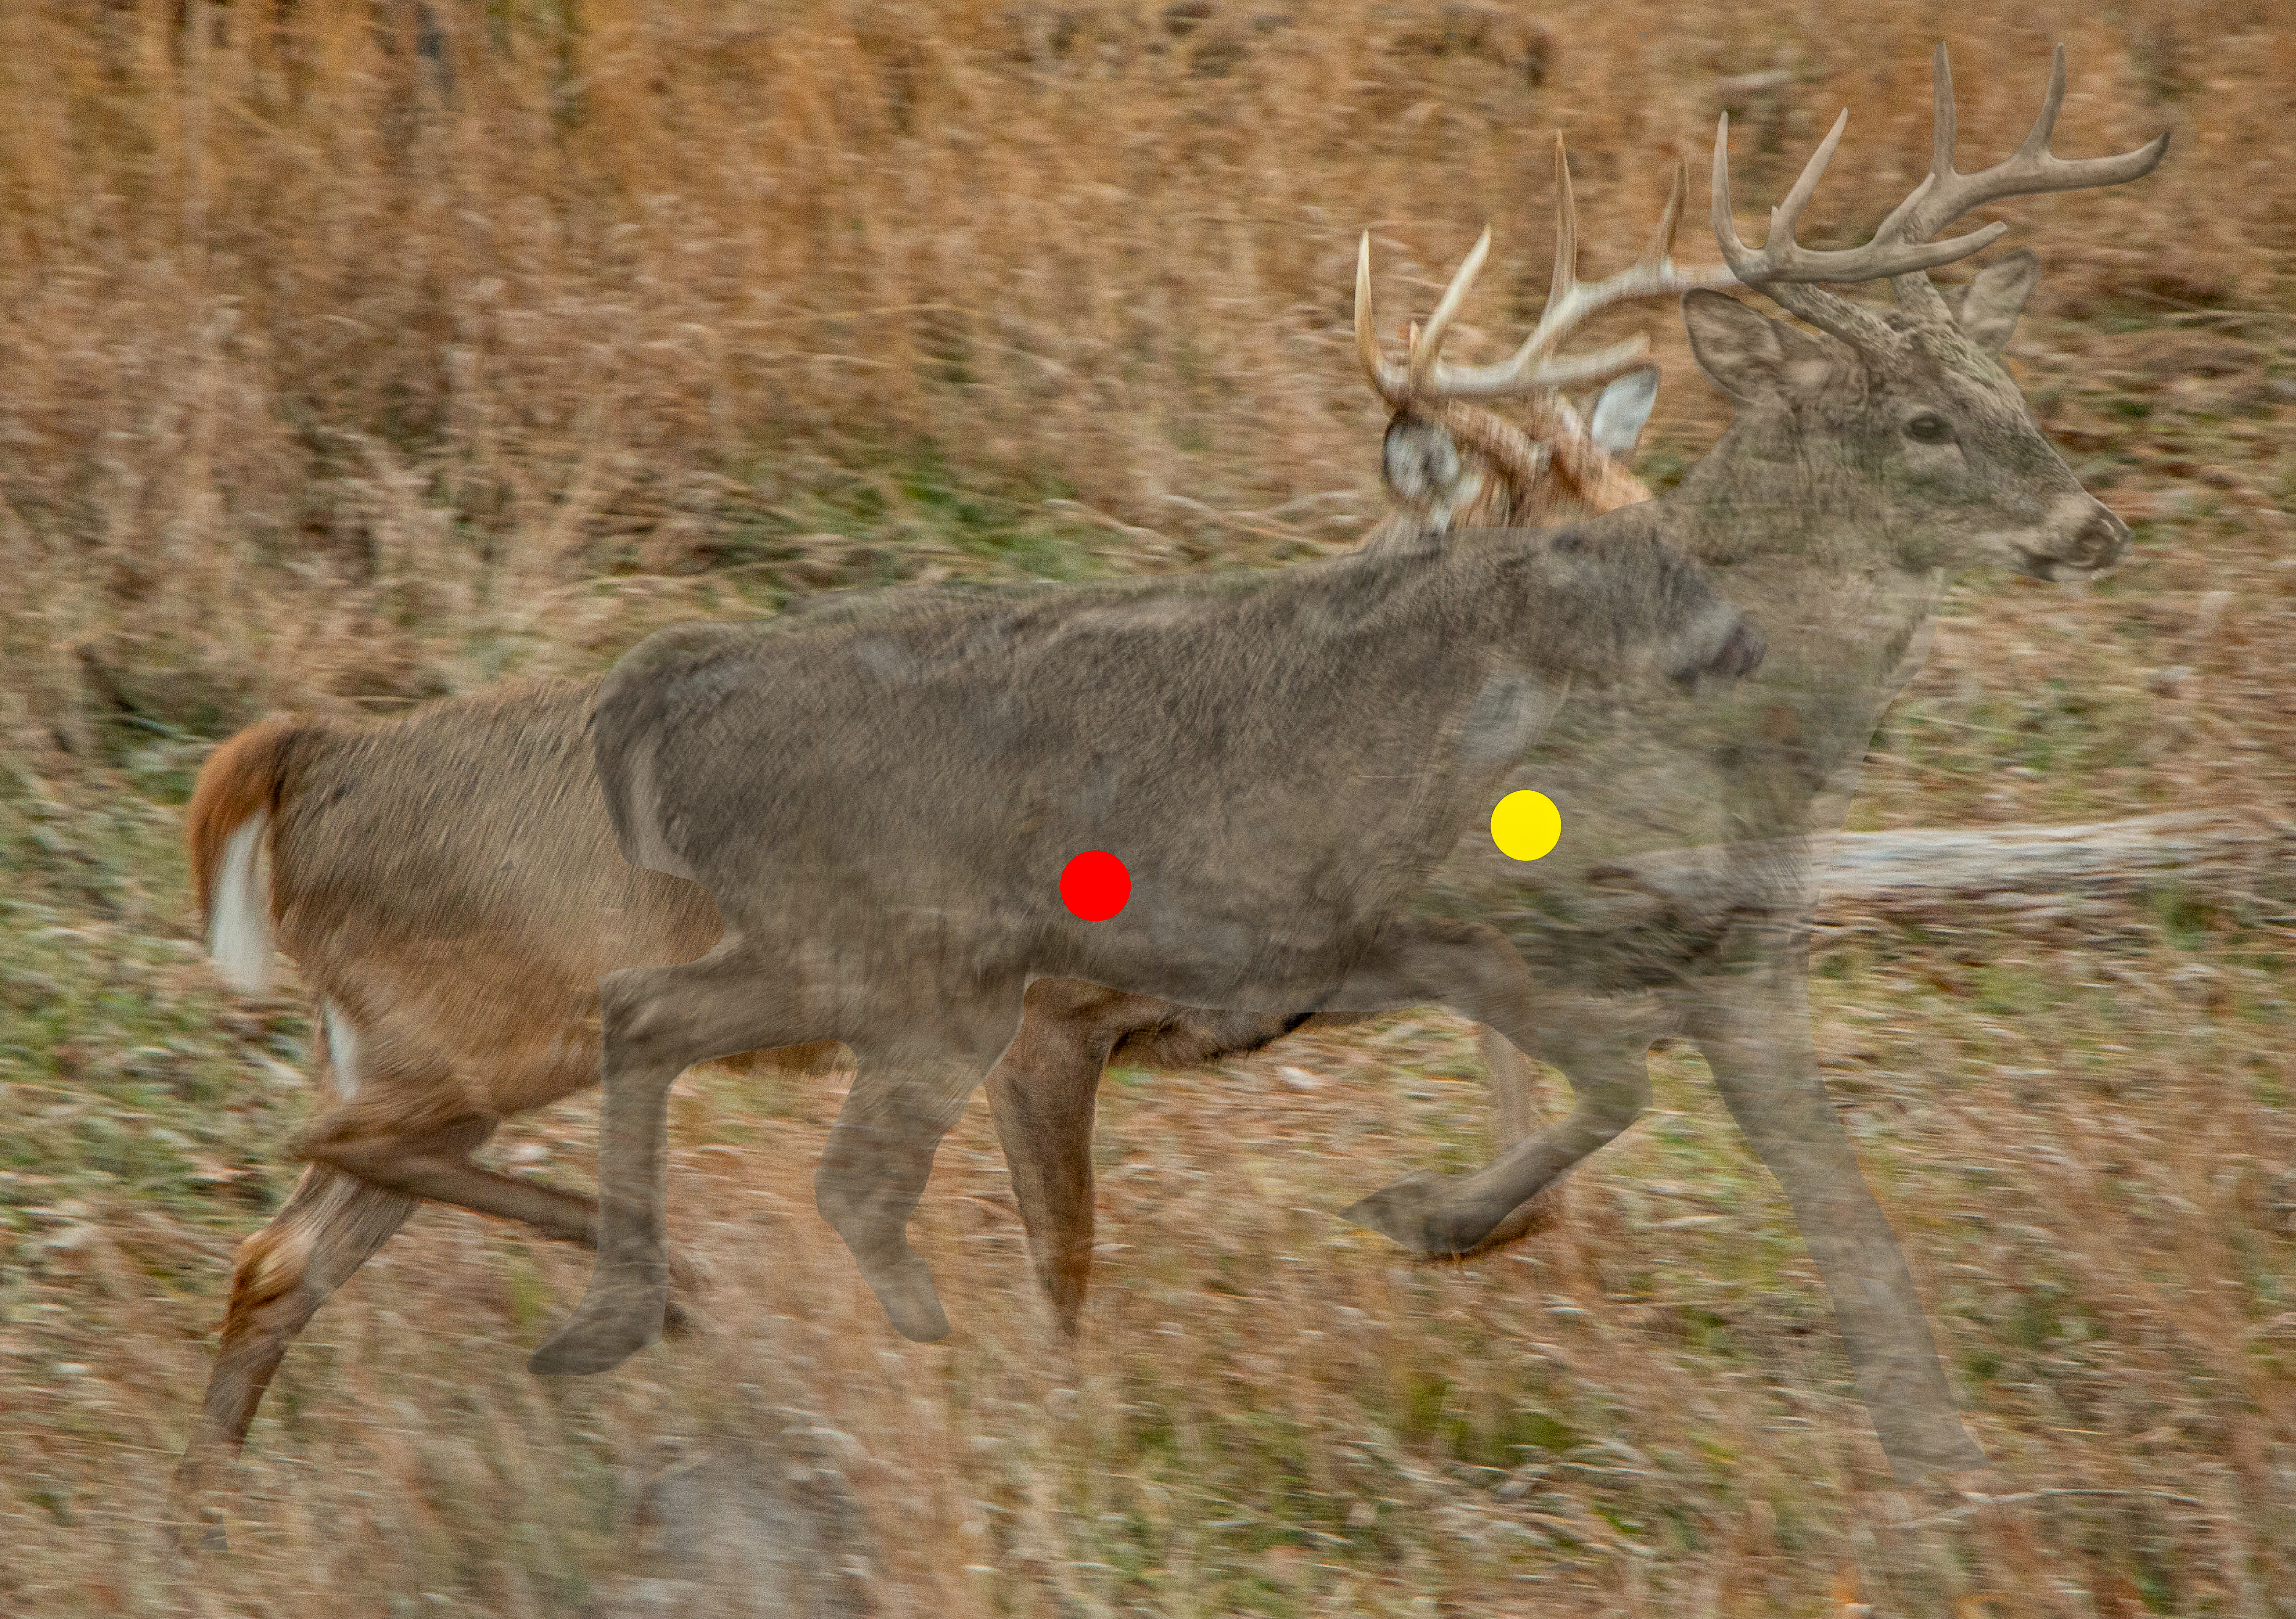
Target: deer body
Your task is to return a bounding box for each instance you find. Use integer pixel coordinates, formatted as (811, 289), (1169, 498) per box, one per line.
(534, 505), (1757, 1371)
(593, 531), (1752, 1017)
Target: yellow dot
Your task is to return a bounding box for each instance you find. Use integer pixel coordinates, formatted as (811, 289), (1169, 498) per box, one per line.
(1490, 790), (1561, 861)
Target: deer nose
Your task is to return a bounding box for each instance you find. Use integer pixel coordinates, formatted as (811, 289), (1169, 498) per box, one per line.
(2065, 507), (2129, 573)
(2029, 500), (2129, 580)
(1668, 611), (1765, 689)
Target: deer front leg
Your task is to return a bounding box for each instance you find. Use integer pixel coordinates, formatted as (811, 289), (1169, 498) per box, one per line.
(1308, 918), (1662, 1255)
(1449, 1022), (1572, 1253)
(816, 986), (1027, 1342)
(531, 939), (815, 1377)
(1685, 947), (1987, 1481)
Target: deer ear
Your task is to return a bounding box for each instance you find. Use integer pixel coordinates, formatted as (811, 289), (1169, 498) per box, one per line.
(1381, 412), (1465, 508)
(1588, 367), (1660, 458)
(1944, 249), (2040, 354)
(1681, 289), (1834, 403)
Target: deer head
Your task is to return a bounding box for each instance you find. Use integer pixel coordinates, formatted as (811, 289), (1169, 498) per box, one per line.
(1694, 44), (2166, 582)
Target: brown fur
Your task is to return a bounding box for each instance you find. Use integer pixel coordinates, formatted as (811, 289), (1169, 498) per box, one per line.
(167, 381), (1570, 1542)
(168, 681), (825, 1542)
(184, 716), (305, 921)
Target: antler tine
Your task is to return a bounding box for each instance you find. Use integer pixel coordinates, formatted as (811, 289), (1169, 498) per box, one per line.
(1415, 143), (1739, 401)
(1767, 107), (1850, 256)
(1408, 226), (1493, 391)
(1355, 231), (1410, 405)
(1712, 107), (2008, 292)
(1931, 38), (1958, 190)
(1356, 227), (1500, 404)
(2020, 41), (2066, 165)
(1873, 43), (2170, 252)
(1646, 158), (1687, 269)
(1550, 132), (1579, 317)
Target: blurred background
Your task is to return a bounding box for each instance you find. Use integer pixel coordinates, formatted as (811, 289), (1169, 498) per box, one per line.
(0, 3), (2290, 1615)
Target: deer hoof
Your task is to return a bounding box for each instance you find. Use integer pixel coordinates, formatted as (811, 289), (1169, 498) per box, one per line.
(865, 1257), (952, 1343)
(165, 1487), (230, 1557)
(167, 1446), (236, 1555)
(1879, 1425), (1992, 1486)
(528, 1290), (664, 1376)
(1340, 1170), (1497, 1257)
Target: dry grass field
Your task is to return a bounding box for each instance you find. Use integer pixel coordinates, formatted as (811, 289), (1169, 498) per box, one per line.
(1, 2), (2292, 1614)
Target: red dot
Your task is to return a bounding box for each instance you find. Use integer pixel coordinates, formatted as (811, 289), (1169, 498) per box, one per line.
(1059, 850), (1130, 921)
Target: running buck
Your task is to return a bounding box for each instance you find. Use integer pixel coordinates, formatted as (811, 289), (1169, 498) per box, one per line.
(531, 54), (2159, 1398)
(539, 482), (1761, 1377)
(548, 45), (2161, 1485)
(976, 45), (2166, 1480)
(167, 159), (1697, 1534)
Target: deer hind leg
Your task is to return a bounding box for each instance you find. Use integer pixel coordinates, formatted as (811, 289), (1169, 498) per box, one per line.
(169, 1162), (417, 1548)
(531, 938), (820, 1377)
(982, 981), (1177, 1338)
(296, 1110), (707, 1330)
(295, 1003), (721, 1309)
(1297, 918), (1660, 1256)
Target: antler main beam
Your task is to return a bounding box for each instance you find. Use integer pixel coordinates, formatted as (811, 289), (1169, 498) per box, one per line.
(1874, 43), (2170, 252)
(1710, 108), (2009, 289)
(1356, 140), (1741, 409)
(1711, 43), (2170, 342)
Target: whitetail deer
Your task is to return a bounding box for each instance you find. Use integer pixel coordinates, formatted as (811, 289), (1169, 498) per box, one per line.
(549, 45), (2162, 1486)
(167, 161), (1694, 1536)
(975, 45), (2167, 1481)
(542, 442), (1762, 1359)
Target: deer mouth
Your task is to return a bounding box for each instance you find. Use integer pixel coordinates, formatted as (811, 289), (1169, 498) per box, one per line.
(2016, 502), (2130, 582)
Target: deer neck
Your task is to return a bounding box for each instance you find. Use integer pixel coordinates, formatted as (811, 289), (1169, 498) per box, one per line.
(1664, 416), (1879, 564)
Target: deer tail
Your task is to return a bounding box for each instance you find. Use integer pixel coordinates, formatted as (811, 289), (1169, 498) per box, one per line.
(184, 717), (309, 995)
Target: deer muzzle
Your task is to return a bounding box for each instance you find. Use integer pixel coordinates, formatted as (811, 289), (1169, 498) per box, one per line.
(2018, 497), (2130, 582)
(1665, 604), (1767, 689)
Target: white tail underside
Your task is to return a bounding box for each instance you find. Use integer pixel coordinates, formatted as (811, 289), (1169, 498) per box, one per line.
(321, 998), (361, 1099)
(209, 813), (276, 995)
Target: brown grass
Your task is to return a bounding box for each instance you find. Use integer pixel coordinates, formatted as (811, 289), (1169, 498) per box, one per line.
(1, 2), (2293, 1615)
(2, 0), (2290, 737)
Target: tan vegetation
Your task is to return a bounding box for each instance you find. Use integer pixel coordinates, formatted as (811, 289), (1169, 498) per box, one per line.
(1, 1), (2292, 1614)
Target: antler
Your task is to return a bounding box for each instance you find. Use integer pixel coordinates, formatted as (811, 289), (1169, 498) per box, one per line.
(1878, 43), (2170, 318)
(1355, 141), (1740, 516)
(1712, 44), (2169, 346)
(1357, 138), (1741, 407)
(1881, 45), (2170, 253)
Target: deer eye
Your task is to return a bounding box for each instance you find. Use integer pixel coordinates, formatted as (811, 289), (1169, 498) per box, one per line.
(1906, 412), (1954, 445)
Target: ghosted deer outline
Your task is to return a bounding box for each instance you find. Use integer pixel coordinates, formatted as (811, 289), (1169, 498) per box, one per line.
(972, 46), (2166, 1481)
(167, 153), (1725, 1536)
(539, 45), (2160, 1490)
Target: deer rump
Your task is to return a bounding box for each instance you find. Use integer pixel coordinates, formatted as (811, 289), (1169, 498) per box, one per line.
(590, 531), (1732, 1021)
